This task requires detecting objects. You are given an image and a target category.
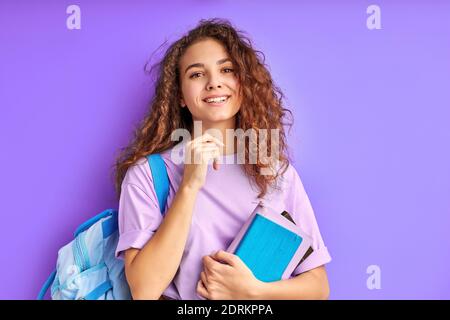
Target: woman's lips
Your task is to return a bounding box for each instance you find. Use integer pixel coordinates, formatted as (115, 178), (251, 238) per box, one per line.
(203, 95), (230, 106)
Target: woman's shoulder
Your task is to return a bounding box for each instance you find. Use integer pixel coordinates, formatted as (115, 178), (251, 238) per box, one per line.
(125, 142), (182, 181)
(275, 161), (308, 198)
(273, 160), (299, 187)
(122, 156), (153, 189)
(264, 162), (312, 212)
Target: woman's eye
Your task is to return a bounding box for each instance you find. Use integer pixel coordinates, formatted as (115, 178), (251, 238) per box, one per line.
(190, 72), (202, 79)
(223, 68), (234, 73)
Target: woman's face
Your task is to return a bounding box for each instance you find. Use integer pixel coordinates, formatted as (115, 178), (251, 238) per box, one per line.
(178, 38), (242, 129)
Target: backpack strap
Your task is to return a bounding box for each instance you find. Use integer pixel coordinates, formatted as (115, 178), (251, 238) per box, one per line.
(146, 153), (170, 216)
(37, 270), (57, 300)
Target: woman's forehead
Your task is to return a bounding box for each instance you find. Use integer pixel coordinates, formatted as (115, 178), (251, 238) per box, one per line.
(180, 39), (231, 67)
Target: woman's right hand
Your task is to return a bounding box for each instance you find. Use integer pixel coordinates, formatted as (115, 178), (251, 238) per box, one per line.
(180, 133), (225, 191)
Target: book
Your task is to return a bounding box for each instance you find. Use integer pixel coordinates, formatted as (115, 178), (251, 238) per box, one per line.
(226, 203), (314, 282)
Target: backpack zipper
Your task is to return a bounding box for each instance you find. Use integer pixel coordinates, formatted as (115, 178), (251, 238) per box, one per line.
(73, 238), (83, 271)
(73, 232), (91, 272)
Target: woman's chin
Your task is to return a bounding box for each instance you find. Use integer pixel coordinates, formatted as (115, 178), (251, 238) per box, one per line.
(197, 114), (235, 125)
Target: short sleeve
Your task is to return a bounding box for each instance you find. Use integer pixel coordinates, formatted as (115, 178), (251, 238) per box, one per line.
(114, 158), (164, 260)
(284, 165), (332, 276)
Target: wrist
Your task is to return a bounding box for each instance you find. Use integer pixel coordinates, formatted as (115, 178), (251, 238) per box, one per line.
(248, 280), (269, 300)
(179, 182), (201, 194)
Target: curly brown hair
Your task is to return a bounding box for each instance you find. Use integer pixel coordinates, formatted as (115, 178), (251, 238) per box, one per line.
(112, 18), (294, 201)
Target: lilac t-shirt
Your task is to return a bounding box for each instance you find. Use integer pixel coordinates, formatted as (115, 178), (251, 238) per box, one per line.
(115, 141), (332, 300)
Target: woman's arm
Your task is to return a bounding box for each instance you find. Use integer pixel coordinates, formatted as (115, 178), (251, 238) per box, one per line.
(124, 184), (199, 300)
(252, 265), (330, 300)
(124, 133), (223, 300)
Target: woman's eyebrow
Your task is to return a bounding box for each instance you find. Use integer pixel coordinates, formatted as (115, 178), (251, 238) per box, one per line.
(184, 58), (232, 74)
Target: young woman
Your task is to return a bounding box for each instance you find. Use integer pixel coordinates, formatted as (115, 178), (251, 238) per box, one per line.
(113, 18), (332, 300)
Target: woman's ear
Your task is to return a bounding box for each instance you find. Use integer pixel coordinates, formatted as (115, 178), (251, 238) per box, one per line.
(180, 97), (186, 108)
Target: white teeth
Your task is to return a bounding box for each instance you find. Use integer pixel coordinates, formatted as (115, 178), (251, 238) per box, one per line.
(205, 96), (228, 103)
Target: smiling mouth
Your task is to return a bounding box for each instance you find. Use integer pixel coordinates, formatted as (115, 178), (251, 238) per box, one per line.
(203, 95), (231, 105)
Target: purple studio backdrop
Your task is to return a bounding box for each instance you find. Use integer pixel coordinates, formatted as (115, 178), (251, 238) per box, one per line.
(1, 0), (449, 300)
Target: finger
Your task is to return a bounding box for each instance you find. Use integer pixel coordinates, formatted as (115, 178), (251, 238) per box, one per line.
(192, 139), (217, 147)
(193, 133), (225, 147)
(203, 265), (212, 279)
(202, 261), (214, 280)
(200, 271), (209, 287)
(189, 144), (216, 161)
(214, 250), (239, 267)
(202, 132), (224, 144)
(190, 144), (220, 161)
(198, 145), (220, 152)
(193, 147), (219, 159)
(196, 279), (209, 300)
(193, 141), (223, 154)
(204, 147), (221, 170)
(193, 148), (220, 165)
(203, 255), (218, 275)
(201, 145), (220, 161)
(201, 148), (221, 164)
(213, 157), (220, 171)
(189, 135), (224, 157)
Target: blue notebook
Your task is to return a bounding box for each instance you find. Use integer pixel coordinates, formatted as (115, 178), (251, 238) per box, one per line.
(226, 204), (313, 282)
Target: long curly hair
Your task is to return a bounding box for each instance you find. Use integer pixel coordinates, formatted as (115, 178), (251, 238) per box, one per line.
(113, 18), (294, 201)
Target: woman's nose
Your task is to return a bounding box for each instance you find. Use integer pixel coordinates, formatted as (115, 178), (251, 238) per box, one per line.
(207, 83), (222, 90)
(206, 74), (222, 90)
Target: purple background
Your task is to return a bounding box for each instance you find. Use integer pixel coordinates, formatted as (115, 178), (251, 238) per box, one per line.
(1, 1), (449, 299)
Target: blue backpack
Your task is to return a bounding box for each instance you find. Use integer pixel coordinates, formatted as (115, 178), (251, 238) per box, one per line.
(38, 154), (169, 300)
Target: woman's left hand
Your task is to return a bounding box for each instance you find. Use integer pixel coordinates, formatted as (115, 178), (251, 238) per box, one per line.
(196, 250), (263, 300)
